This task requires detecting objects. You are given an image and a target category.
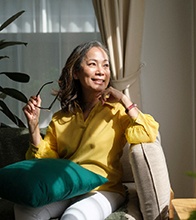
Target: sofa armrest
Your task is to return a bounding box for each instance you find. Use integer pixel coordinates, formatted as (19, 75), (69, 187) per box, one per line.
(129, 133), (171, 220)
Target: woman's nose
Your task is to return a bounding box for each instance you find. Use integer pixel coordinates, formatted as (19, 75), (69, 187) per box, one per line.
(95, 65), (104, 75)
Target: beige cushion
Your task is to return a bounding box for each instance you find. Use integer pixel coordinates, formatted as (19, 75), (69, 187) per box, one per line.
(129, 134), (171, 220)
(121, 143), (134, 182)
(124, 182), (143, 220)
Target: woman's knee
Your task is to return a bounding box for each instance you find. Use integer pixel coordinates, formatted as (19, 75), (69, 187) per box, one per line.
(60, 191), (125, 220)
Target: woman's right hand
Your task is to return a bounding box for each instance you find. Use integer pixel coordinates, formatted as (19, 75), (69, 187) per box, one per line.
(23, 95), (42, 146)
(23, 95), (41, 129)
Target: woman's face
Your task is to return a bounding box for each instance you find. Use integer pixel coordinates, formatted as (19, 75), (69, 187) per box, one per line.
(74, 47), (110, 95)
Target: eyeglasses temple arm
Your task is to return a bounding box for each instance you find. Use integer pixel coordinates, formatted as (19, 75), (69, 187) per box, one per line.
(48, 94), (59, 110)
(36, 81), (53, 97)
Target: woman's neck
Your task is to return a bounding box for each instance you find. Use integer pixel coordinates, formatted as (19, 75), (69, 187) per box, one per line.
(82, 99), (99, 111)
(80, 93), (100, 120)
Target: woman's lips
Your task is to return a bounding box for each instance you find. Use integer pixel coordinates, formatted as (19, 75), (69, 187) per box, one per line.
(92, 78), (105, 84)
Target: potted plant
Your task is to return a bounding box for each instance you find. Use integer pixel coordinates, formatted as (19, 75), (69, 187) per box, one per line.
(0, 10), (30, 127)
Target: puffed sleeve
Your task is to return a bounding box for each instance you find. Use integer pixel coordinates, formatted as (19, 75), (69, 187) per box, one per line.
(125, 111), (159, 144)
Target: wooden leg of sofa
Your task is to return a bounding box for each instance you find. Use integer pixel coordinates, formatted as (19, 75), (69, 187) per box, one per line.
(169, 189), (175, 219)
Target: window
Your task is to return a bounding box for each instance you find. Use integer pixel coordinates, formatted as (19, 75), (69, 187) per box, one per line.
(0, 0), (101, 127)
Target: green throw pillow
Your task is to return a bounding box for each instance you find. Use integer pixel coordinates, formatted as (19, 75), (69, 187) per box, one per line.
(0, 158), (108, 207)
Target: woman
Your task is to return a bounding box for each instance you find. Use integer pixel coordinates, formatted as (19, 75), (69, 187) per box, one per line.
(15, 40), (159, 220)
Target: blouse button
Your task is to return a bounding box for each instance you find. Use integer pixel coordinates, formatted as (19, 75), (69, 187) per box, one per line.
(90, 144), (95, 149)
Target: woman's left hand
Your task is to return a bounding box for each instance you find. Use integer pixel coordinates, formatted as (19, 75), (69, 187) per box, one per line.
(99, 86), (124, 105)
(100, 86), (139, 118)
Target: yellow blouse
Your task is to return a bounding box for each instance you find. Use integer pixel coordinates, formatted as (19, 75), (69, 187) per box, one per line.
(26, 101), (159, 196)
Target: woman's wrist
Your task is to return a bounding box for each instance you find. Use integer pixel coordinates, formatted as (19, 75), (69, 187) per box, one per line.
(120, 94), (132, 108)
(28, 122), (41, 146)
(120, 94), (139, 117)
(125, 103), (137, 114)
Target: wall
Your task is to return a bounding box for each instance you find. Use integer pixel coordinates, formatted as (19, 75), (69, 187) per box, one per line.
(140, 0), (195, 197)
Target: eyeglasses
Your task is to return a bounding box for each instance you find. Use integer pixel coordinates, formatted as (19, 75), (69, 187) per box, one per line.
(35, 81), (58, 110)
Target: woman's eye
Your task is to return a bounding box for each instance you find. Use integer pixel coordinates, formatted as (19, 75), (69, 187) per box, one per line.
(89, 62), (96, 66)
(104, 63), (109, 68)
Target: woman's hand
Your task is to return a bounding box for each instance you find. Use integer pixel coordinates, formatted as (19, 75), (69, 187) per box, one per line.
(23, 95), (41, 130)
(99, 86), (124, 104)
(100, 86), (139, 118)
(23, 95), (42, 146)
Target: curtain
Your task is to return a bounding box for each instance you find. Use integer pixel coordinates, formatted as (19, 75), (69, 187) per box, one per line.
(0, 0), (100, 127)
(92, 0), (145, 105)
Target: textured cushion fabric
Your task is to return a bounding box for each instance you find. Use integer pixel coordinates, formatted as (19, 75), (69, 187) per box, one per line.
(0, 127), (46, 168)
(129, 134), (171, 220)
(124, 183), (143, 220)
(121, 143), (134, 183)
(0, 199), (14, 220)
(0, 127), (29, 168)
(0, 158), (108, 207)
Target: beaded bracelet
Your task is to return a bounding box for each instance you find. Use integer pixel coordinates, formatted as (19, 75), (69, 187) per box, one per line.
(125, 103), (137, 114)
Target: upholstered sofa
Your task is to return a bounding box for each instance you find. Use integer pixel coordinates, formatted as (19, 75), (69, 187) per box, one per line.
(0, 127), (173, 220)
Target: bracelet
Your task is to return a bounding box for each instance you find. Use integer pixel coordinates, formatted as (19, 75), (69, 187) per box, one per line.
(125, 103), (137, 114)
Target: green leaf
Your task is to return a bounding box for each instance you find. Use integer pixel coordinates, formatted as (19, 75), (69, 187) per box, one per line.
(0, 10), (25, 31)
(0, 72), (30, 82)
(0, 55), (9, 60)
(0, 92), (6, 99)
(0, 41), (28, 50)
(188, 210), (196, 220)
(0, 100), (26, 127)
(0, 123), (11, 128)
(0, 87), (28, 103)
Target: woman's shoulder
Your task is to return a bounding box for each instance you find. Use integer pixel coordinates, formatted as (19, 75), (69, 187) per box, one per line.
(52, 109), (74, 121)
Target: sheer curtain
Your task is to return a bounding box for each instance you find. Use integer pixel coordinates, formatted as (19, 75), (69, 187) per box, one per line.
(0, 0), (100, 127)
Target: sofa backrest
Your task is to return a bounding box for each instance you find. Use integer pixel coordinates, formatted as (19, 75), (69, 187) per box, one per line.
(0, 128), (30, 168)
